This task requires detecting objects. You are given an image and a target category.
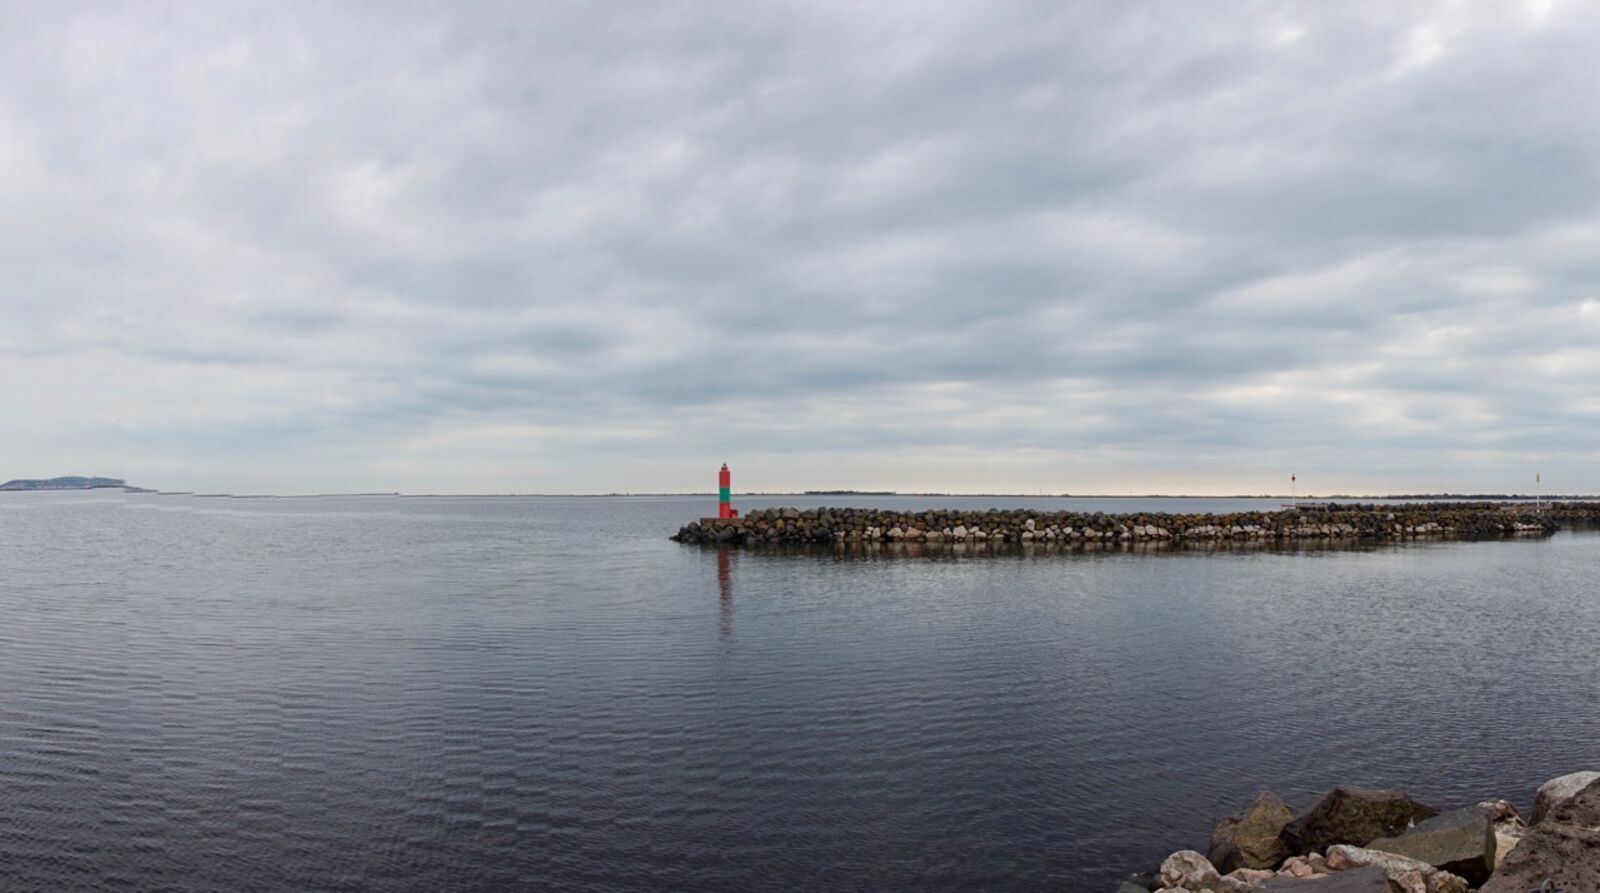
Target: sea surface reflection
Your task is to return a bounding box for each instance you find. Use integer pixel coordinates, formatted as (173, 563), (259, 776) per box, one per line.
(1, 491), (1597, 890)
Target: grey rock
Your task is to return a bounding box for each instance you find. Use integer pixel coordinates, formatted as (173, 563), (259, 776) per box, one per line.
(1367, 807), (1495, 885)
(1325, 845), (1468, 893)
(1258, 865), (1392, 891)
(1530, 770), (1600, 825)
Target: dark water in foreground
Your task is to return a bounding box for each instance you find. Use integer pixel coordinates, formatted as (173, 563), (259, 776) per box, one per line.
(2, 492), (1598, 891)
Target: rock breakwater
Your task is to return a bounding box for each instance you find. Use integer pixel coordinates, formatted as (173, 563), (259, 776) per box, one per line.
(670, 502), (1587, 547)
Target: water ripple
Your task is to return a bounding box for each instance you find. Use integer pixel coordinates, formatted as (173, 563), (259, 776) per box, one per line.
(1, 492), (1598, 890)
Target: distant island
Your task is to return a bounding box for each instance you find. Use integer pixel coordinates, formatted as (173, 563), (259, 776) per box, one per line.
(0, 476), (134, 491)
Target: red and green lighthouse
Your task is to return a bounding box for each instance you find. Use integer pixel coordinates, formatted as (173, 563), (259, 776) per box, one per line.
(718, 464), (738, 519)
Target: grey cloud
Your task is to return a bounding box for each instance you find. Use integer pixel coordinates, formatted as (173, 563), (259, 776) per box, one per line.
(3, 1), (1599, 493)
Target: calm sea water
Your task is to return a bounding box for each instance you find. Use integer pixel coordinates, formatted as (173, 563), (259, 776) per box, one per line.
(2, 492), (1597, 891)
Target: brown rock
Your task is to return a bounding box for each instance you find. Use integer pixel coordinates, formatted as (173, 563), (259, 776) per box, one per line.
(1210, 790), (1295, 872)
(1280, 787), (1439, 854)
(1481, 776), (1600, 892)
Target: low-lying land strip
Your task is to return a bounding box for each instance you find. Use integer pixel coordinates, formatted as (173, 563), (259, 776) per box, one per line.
(671, 502), (1600, 547)
(0, 476), (131, 491)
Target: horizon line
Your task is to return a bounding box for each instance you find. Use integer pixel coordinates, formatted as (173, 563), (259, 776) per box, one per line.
(6, 489), (1596, 501)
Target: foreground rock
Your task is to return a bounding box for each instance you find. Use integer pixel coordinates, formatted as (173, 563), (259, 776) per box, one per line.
(1258, 865), (1392, 891)
(1276, 853), (1330, 878)
(1529, 769), (1600, 824)
(1210, 790), (1294, 872)
(1158, 850), (1252, 891)
(1366, 807), (1495, 885)
(1481, 776), (1600, 892)
(1280, 787), (1440, 855)
(1326, 846), (1467, 893)
(1123, 774), (1600, 891)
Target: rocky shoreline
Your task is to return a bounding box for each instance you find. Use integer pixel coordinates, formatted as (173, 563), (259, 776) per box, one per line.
(669, 502), (1600, 547)
(1120, 771), (1600, 892)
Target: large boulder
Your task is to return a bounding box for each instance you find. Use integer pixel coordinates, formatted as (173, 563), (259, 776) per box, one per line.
(1258, 865), (1393, 891)
(1481, 776), (1600, 892)
(1209, 790), (1295, 872)
(1280, 787), (1439, 854)
(1366, 807), (1495, 886)
(1529, 769), (1600, 825)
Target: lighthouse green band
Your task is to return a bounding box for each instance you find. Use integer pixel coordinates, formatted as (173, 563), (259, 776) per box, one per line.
(719, 486), (730, 501)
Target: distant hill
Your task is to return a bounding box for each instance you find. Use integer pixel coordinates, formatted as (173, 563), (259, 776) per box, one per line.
(0, 476), (129, 491)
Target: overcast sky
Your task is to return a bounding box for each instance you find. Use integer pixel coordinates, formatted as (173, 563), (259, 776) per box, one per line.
(3, 1), (1598, 495)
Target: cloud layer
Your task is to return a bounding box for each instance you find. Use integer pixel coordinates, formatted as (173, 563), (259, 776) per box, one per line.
(3, 1), (1598, 494)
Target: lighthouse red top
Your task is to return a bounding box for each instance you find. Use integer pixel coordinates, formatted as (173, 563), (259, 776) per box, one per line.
(719, 464), (730, 488)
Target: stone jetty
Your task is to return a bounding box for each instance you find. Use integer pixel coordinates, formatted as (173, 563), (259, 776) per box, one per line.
(1119, 771), (1600, 892)
(669, 502), (1600, 547)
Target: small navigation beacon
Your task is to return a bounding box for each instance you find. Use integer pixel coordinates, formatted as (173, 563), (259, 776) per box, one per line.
(718, 464), (738, 519)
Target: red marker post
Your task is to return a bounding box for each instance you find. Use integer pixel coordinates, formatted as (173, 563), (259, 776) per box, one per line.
(718, 464), (738, 518)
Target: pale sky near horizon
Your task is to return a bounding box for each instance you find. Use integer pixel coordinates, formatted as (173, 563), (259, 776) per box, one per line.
(3, 1), (1598, 495)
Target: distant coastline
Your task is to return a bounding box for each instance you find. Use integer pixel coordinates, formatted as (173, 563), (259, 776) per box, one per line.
(4, 483), (1597, 500)
(0, 476), (145, 492)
